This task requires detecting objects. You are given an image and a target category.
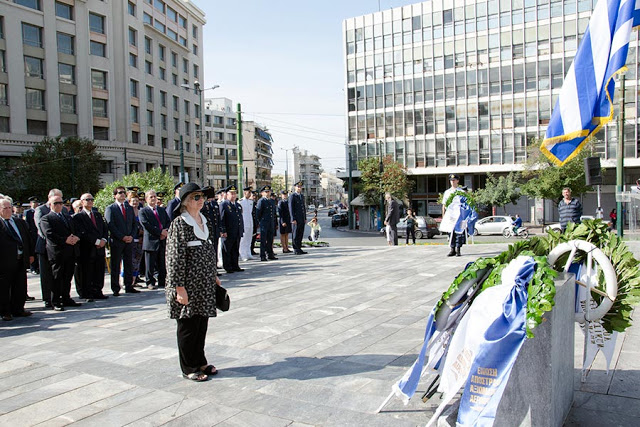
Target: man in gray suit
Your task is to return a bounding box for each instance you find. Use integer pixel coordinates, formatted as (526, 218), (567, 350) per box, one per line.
(384, 192), (400, 246)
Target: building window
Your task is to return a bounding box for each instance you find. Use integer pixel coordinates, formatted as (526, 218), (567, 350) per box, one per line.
(128, 1), (136, 16)
(145, 37), (152, 54)
(26, 88), (45, 110)
(159, 67), (166, 80)
(0, 50), (4, 72)
(161, 137), (167, 148)
(193, 64), (199, 79)
(89, 13), (105, 34)
(160, 90), (167, 107)
(132, 130), (139, 143)
(0, 83), (8, 105)
(161, 114), (167, 130)
(194, 104), (200, 118)
(173, 96), (179, 111)
(184, 120), (190, 135)
(143, 12), (152, 25)
(154, 0), (165, 13)
(59, 93), (76, 114)
(90, 41), (106, 57)
(159, 44), (165, 61)
(130, 79), (139, 97)
(100, 160), (113, 174)
(55, 1), (73, 20)
(91, 69), (107, 89)
(130, 105), (139, 123)
(172, 73), (178, 85)
(192, 24), (198, 40)
(183, 58), (188, 73)
(173, 117), (179, 132)
(179, 15), (187, 28)
(145, 60), (153, 74)
(60, 123), (76, 137)
(154, 20), (166, 33)
(24, 56), (44, 79)
(129, 163), (139, 173)
(179, 36), (187, 47)
(171, 51), (177, 67)
(167, 28), (177, 41)
(22, 23), (43, 48)
(27, 120), (47, 136)
(129, 53), (137, 67)
(147, 109), (153, 125)
(146, 85), (153, 103)
(92, 98), (107, 117)
(147, 133), (155, 146)
(184, 100), (189, 115)
(15, 0), (41, 10)
(58, 63), (75, 84)
(129, 28), (137, 46)
(167, 6), (177, 22)
(0, 17), (3, 39)
(57, 32), (74, 55)
(93, 126), (109, 140)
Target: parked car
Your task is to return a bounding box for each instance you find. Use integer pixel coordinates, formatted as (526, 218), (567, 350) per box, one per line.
(328, 208), (337, 216)
(308, 204), (316, 212)
(474, 215), (514, 235)
(396, 216), (440, 239)
(545, 215), (595, 233)
(331, 213), (348, 227)
(318, 204), (324, 208)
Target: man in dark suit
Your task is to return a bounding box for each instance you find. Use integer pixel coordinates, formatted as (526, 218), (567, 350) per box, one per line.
(256, 185), (278, 261)
(24, 196), (40, 274)
(0, 198), (34, 320)
(384, 192), (400, 246)
(219, 186), (243, 273)
(104, 186), (139, 295)
(139, 190), (170, 290)
(72, 193), (109, 300)
(289, 181), (307, 255)
(201, 187), (221, 261)
(166, 182), (184, 221)
(40, 194), (81, 311)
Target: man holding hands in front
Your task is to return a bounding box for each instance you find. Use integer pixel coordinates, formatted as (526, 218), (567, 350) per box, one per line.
(140, 190), (170, 289)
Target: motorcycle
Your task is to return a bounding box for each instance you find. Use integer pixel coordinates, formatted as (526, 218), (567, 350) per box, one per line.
(503, 226), (529, 238)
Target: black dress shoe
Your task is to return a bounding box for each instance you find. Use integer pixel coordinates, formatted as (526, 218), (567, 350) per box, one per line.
(2, 314), (12, 321)
(44, 301), (53, 309)
(268, 256), (278, 260)
(295, 251), (308, 255)
(63, 300), (82, 307)
(12, 310), (33, 317)
(112, 291), (120, 297)
(251, 251), (258, 256)
(260, 258), (268, 262)
(447, 248), (456, 257)
(26, 295), (36, 301)
(125, 288), (141, 294)
(93, 294), (109, 300)
(224, 270), (235, 274)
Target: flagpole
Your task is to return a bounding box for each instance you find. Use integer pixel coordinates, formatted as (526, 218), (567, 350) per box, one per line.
(617, 75), (625, 237)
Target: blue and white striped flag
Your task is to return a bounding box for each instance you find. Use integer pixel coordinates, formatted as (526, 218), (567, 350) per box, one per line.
(541, 0), (640, 166)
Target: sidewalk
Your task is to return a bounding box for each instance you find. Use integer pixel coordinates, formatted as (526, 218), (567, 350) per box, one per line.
(0, 243), (638, 426)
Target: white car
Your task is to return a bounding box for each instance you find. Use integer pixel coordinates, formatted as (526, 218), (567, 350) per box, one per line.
(545, 215), (595, 233)
(308, 204), (316, 212)
(474, 216), (514, 236)
(318, 204), (324, 208)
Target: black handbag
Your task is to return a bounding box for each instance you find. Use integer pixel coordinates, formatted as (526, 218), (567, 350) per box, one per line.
(215, 284), (230, 312)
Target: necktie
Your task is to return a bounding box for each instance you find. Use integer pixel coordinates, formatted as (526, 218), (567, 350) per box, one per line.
(4, 219), (22, 243)
(90, 211), (97, 228)
(153, 208), (162, 230)
(59, 212), (69, 228)
(121, 204), (126, 219)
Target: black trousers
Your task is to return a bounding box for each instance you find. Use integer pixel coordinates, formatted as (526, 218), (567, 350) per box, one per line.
(74, 261), (83, 298)
(110, 241), (133, 292)
(292, 221), (304, 253)
(30, 254), (39, 273)
(50, 255), (74, 304)
(0, 258), (27, 315)
(260, 226), (275, 259)
(176, 315), (209, 375)
(406, 227), (416, 244)
(450, 232), (466, 248)
(222, 236), (240, 272)
(39, 254), (53, 303)
(144, 245), (166, 287)
(389, 225), (398, 245)
(80, 253), (106, 297)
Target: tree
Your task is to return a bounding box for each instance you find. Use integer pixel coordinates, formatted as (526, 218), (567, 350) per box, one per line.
(94, 168), (176, 213)
(270, 174), (286, 194)
(521, 138), (594, 202)
(358, 156), (414, 205)
(8, 137), (102, 202)
(473, 172), (521, 214)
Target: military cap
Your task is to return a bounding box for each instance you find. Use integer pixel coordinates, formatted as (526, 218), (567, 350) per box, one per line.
(28, 196), (39, 202)
(260, 185), (272, 192)
(294, 180), (304, 187)
(126, 186), (140, 192)
(173, 182), (185, 191)
(281, 190), (288, 195)
(227, 185), (237, 192)
(156, 191), (166, 198)
(448, 173), (460, 181)
(137, 192), (145, 199)
(12, 200), (21, 206)
(243, 186), (252, 191)
(215, 189), (225, 195)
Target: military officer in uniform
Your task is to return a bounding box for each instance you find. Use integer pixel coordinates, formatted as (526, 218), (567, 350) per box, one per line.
(256, 185), (278, 261)
(442, 173), (466, 257)
(288, 181), (307, 255)
(239, 186), (254, 261)
(219, 186), (243, 273)
(166, 182), (184, 221)
(201, 187), (221, 262)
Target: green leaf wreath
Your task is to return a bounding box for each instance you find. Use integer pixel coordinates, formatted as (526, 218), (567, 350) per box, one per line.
(434, 219), (640, 338)
(443, 190), (478, 212)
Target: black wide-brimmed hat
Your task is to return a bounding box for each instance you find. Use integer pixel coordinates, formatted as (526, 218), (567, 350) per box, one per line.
(173, 183), (215, 218)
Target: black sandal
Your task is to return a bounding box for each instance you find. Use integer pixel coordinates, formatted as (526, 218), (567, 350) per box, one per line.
(182, 371), (208, 382)
(202, 365), (218, 376)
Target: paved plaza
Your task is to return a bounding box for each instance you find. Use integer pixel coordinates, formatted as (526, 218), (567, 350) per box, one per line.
(1, 239), (639, 426)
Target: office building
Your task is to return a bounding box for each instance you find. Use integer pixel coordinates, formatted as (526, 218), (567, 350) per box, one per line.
(204, 97), (238, 188)
(291, 147), (322, 205)
(0, 0), (205, 183)
(343, 0), (640, 219)
(241, 121), (274, 191)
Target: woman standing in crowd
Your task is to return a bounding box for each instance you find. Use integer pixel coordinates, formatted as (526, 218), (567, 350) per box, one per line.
(166, 183), (219, 382)
(404, 208), (417, 245)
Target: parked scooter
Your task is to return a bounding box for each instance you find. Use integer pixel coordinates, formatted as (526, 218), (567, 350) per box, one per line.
(503, 226), (529, 238)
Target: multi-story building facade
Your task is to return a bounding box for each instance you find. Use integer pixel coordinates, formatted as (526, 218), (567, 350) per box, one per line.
(291, 147), (322, 205)
(204, 97), (237, 189)
(0, 0), (205, 184)
(320, 171), (345, 206)
(241, 121), (274, 191)
(344, 0), (640, 220)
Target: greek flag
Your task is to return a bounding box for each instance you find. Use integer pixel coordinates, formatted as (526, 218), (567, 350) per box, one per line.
(541, 0), (639, 166)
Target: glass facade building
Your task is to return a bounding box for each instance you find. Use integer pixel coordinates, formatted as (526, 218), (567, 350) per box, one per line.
(343, 0), (640, 216)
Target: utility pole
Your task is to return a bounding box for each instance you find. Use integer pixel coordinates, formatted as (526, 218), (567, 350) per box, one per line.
(124, 147), (128, 175)
(617, 75), (625, 237)
(378, 140), (385, 227)
(348, 150), (354, 229)
(195, 81), (205, 186)
(179, 135), (185, 182)
(161, 140), (166, 173)
(225, 149), (230, 186)
(236, 103), (243, 189)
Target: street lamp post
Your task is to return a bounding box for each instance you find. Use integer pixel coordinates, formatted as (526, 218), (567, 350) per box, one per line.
(281, 147), (290, 191)
(377, 140), (384, 226)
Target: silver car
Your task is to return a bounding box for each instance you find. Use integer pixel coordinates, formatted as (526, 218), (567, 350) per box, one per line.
(474, 215), (514, 235)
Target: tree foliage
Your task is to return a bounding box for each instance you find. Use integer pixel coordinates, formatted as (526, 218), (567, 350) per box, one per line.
(473, 172), (521, 213)
(520, 138), (594, 202)
(94, 168), (176, 213)
(270, 174), (286, 194)
(358, 156), (414, 205)
(2, 137), (102, 202)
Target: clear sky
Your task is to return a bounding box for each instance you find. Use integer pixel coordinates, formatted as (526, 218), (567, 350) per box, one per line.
(193, 0), (420, 176)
